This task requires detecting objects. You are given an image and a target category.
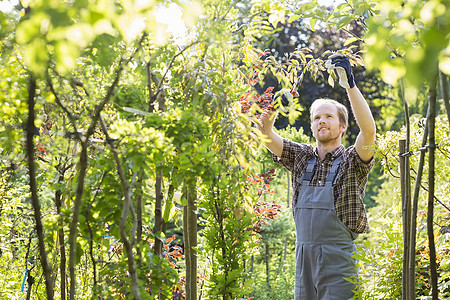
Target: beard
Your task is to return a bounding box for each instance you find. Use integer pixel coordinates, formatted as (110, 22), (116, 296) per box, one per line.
(314, 128), (342, 144)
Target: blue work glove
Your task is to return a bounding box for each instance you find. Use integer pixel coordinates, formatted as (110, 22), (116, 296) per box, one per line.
(326, 53), (355, 89)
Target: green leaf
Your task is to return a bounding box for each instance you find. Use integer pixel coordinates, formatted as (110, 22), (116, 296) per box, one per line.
(310, 18), (317, 31)
(379, 60), (406, 85)
(344, 36), (359, 46)
(296, 51), (306, 63)
(154, 231), (166, 242)
(24, 38), (48, 76)
(335, 2), (350, 12)
(76, 241), (83, 265)
(163, 198), (173, 222)
(55, 41), (79, 74)
(328, 74), (335, 87)
(439, 55), (450, 75)
(336, 16), (354, 30)
(321, 50), (332, 57)
(16, 12), (48, 44)
(288, 14), (301, 23)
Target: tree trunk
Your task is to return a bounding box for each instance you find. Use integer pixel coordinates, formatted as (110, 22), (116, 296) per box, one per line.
(154, 169), (165, 256)
(439, 72), (450, 130)
(282, 236), (288, 272)
(24, 234), (34, 300)
(265, 243), (270, 285)
(68, 143), (89, 300)
(55, 183), (67, 300)
(25, 269), (34, 300)
(85, 171), (106, 295)
(409, 104), (430, 300)
(101, 117), (140, 300)
(427, 74), (439, 300)
(136, 170), (145, 262)
(400, 78), (413, 300)
(399, 139), (411, 300)
(146, 61), (155, 113)
(26, 75), (54, 299)
(148, 64), (167, 257)
(184, 180), (198, 300)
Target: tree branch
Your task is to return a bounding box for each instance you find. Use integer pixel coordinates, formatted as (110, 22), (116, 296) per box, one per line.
(439, 72), (450, 131)
(55, 162), (70, 300)
(47, 77), (83, 142)
(26, 74), (54, 299)
(408, 103), (429, 300)
(68, 140), (89, 300)
(427, 71), (439, 300)
(85, 171), (107, 294)
(100, 115), (140, 299)
(66, 33), (145, 300)
(155, 41), (201, 96)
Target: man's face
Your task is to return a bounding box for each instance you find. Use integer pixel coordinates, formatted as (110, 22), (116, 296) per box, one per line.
(311, 103), (346, 144)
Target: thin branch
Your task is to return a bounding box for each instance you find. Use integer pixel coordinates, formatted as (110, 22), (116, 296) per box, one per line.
(437, 144), (450, 160)
(439, 72), (450, 130)
(129, 172), (138, 247)
(47, 77), (82, 142)
(88, 33), (147, 140)
(380, 154), (401, 179)
(66, 33), (146, 300)
(135, 170), (145, 263)
(215, 0), (238, 22)
(100, 115), (140, 300)
(416, 181), (450, 213)
(55, 162), (69, 300)
(409, 104), (429, 300)
(427, 71), (439, 300)
(68, 140), (89, 300)
(85, 172), (107, 294)
(26, 74), (54, 299)
(155, 41), (201, 96)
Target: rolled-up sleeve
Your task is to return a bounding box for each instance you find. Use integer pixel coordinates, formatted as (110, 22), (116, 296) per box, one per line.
(272, 139), (308, 172)
(352, 147), (375, 177)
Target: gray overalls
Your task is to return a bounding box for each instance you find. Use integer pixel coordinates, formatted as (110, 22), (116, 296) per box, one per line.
(294, 155), (358, 300)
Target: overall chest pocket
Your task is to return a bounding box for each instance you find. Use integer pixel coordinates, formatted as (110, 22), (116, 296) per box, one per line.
(296, 185), (334, 210)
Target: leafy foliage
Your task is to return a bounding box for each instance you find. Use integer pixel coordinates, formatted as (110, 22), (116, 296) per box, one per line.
(1, 0), (450, 299)
(353, 116), (450, 299)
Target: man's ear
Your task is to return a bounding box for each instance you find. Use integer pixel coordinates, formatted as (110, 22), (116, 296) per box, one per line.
(340, 123), (347, 135)
(311, 124), (316, 139)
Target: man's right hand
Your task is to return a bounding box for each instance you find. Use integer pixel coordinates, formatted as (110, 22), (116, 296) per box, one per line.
(259, 110), (284, 158)
(273, 88), (294, 112)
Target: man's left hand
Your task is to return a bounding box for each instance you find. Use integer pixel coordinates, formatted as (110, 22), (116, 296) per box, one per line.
(326, 54), (355, 89)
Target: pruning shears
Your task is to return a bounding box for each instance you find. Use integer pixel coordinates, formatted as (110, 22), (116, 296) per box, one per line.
(279, 70), (304, 106)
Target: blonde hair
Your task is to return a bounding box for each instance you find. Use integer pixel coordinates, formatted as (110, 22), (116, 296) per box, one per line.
(310, 98), (348, 132)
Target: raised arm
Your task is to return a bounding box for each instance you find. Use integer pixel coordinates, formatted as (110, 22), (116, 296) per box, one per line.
(347, 86), (376, 162)
(328, 54), (376, 162)
(259, 110), (284, 158)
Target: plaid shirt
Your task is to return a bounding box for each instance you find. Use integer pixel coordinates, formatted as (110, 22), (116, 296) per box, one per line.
(273, 139), (374, 234)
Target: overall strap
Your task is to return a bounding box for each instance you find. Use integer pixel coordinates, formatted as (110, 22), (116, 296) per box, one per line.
(300, 155), (316, 183)
(298, 154), (342, 185)
(325, 155), (342, 185)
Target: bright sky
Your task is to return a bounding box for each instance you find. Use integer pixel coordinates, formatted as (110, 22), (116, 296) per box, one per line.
(0, 0), (18, 12)
(0, 0), (342, 38)
(155, 0), (344, 43)
(319, 0), (344, 6)
(155, 3), (188, 39)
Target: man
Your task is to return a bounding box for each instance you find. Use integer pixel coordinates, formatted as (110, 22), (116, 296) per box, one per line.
(259, 54), (376, 299)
